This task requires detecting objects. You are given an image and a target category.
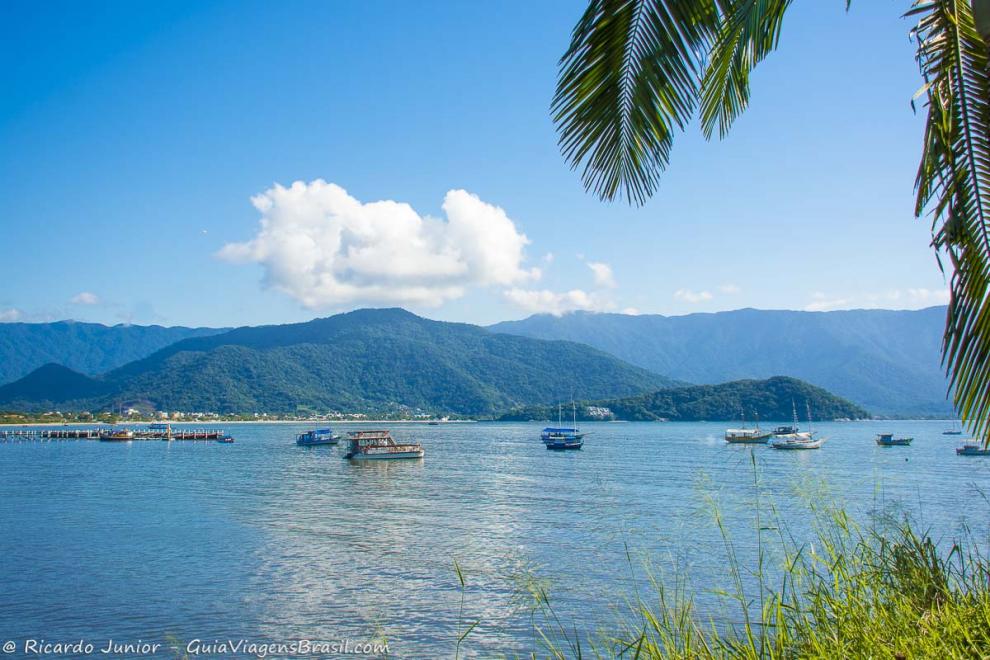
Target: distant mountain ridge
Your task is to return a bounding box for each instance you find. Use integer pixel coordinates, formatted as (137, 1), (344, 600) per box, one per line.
(491, 307), (951, 416)
(497, 376), (868, 422)
(0, 309), (677, 415)
(0, 321), (225, 385)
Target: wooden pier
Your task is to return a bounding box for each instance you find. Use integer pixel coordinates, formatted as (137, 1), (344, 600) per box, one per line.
(0, 427), (232, 443)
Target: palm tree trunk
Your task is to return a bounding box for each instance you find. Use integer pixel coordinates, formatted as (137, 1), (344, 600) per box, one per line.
(975, 0), (990, 45)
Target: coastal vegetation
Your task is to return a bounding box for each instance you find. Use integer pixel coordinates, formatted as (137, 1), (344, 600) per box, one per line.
(498, 376), (868, 422)
(552, 0), (990, 441)
(528, 485), (990, 658)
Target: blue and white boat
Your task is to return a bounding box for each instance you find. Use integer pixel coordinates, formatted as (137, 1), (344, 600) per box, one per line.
(296, 428), (340, 446)
(542, 403), (586, 450)
(876, 433), (912, 446)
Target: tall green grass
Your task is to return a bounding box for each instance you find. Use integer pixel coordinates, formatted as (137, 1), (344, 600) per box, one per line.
(516, 454), (990, 659)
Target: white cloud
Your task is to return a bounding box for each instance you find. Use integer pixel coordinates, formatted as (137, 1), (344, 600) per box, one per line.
(587, 261), (617, 288)
(905, 288), (950, 306)
(0, 308), (22, 322)
(674, 289), (713, 304)
(804, 292), (850, 312)
(70, 291), (100, 305)
(622, 307), (641, 315)
(219, 181), (539, 308)
(504, 288), (608, 316)
(719, 283), (741, 294)
(804, 288), (949, 312)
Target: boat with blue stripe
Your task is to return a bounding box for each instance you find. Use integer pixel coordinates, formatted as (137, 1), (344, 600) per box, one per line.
(296, 428), (340, 446)
(542, 402), (586, 450)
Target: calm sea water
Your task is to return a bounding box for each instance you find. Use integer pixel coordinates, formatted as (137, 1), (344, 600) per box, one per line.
(1, 420), (988, 657)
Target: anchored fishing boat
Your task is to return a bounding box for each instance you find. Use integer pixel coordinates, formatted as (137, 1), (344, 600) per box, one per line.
(725, 428), (772, 443)
(216, 435), (235, 444)
(956, 441), (990, 456)
(99, 429), (135, 442)
(343, 430), (424, 460)
(725, 411), (771, 443)
(876, 433), (912, 446)
(296, 428), (339, 446)
(542, 402), (585, 450)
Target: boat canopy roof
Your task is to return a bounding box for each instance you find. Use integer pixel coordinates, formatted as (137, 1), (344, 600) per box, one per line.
(543, 427), (579, 433)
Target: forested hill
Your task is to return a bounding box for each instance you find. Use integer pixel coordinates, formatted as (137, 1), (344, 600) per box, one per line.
(0, 309), (678, 415)
(497, 376), (869, 422)
(491, 307), (949, 416)
(0, 321), (225, 385)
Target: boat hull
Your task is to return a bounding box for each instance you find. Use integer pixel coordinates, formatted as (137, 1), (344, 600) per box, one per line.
(296, 438), (339, 446)
(725, 435), (771, 444)
(345, 449), (425, 460)
(876, 439), (912, 446)
(956, 447), (990, 456)
(546, 441), (583, 450)
(772, 442), (822, 450)
(771, 434), (823, 450)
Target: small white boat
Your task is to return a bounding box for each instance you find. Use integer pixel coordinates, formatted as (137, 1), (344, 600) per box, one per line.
(772, 401), (823, 449)
(956, 441), (990, 456)
(344, 430), (424, 460)
(771, 433), (824, 450)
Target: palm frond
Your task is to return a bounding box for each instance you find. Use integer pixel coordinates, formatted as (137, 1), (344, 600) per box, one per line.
(699, 0), (793, 139)
(553, 0), (719, 205)
(911, 0), (990, 441)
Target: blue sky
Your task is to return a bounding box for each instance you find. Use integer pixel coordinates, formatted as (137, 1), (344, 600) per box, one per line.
(0, 0), (947, 328)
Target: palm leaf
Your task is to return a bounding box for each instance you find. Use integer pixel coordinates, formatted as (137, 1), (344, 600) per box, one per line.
(910, 0), (990, 442)
(554, 0), (799, 204)
(699, 0), (793, 139)
(553, 0), (719, 205)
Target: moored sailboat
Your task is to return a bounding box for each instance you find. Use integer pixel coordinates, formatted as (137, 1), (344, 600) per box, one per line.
(771, 402), (823, 450)
(542, 402), (585, 450)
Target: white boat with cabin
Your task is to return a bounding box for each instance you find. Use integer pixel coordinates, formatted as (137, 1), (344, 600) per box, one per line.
(343, 430), (424, 460)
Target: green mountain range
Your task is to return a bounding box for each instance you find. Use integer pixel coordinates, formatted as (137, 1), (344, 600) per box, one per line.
(497, 376), (869, 422)
(0, 309), (676, 415)
(491, 307), (951, 416)
(0, 320), (224, 385)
